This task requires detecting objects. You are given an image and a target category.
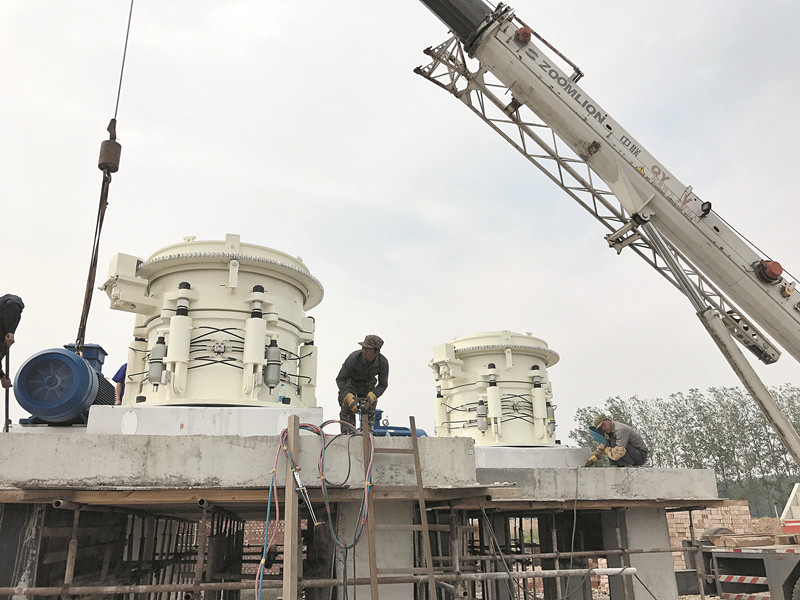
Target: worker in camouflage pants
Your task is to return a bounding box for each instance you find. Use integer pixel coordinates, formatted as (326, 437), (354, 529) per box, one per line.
(335, 335), (389, 434)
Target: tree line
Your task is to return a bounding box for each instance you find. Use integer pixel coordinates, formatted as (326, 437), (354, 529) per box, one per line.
(568, 385), (800, 517)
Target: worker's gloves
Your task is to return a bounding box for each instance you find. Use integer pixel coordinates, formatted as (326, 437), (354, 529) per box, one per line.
(366, 391), (378, 410)
(592, 444), (606, 459)
(607, 446), (626, 461)
(0, 376), (11, 389)
(343, 393), (357, 412)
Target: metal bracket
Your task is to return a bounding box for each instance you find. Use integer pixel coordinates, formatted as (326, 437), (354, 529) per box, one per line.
(605, 220), (642, 254)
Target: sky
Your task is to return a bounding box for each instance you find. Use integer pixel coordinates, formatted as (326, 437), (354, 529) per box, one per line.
(2, 1), (800, 443)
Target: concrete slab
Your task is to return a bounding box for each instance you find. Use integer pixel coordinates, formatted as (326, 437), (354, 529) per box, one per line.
(476, 466), (719, 501)
(0, 432), (476, 490)
(475, 445), (589, 468)
(86, 405), (324, 436)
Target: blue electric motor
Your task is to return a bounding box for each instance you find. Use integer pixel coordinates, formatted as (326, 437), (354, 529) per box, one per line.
(371, 409), (428, 437)
(14, 344), (115, 425)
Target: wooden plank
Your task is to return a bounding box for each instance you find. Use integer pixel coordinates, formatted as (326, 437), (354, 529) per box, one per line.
(282, 415), (301, 600)
(0, 489), (77, 503)
(446, 498), (730, 510)
(411, 416), (438, 600)
(364, 430), (380, 600)
(0, 486), (730, 514)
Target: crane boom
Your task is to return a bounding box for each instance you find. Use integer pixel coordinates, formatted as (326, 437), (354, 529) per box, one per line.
(415, 0), (800, 464)
(418, 0), (800, 366)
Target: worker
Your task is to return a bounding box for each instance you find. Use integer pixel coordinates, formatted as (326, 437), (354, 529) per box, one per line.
(112, 363), (127, 405)
(335, 335), (389, 434)
(591, 413), (649, 467)
(0, 294), (24, 389)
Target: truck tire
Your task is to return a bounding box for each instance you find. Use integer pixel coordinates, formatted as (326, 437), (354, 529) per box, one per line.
(792, 574), (800, 600)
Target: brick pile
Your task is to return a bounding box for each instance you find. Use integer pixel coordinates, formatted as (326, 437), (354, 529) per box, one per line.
(242, 519), (285, 576)
(667, 501), (753, 570)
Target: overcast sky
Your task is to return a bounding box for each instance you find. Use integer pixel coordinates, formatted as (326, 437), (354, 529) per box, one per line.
(2, 1), (800, 442)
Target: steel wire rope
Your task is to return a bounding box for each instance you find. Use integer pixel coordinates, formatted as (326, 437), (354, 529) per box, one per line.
(186, 358), (243, 370)
(74, 0), (134, 353)
(501, 415), (537, 425)
(113, 0), (134, 120)
(714, 210), (800, 283)
(191, 326), (246, 342)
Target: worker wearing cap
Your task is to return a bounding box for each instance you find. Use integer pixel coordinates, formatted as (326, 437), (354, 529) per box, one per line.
(592, 413), (649, 467)
(0, 294), (24, 389)
(336, 335), (389, 434)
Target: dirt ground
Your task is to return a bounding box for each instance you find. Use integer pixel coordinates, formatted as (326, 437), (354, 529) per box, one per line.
(752, 516), (784, 535)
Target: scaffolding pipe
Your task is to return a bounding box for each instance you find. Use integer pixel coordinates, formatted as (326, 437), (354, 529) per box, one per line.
(438, 545), (686, 561)
(305, 566), (637, 585)
(689, 510), (707, 600)
(61, 509), (81, 599)
(615, 521), (632, 600)
(193, 506), (210, 595)
(0, 566), (637, 596)
(550, 515), (563, 599)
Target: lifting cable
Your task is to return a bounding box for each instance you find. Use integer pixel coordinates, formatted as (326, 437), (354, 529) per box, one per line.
(74, 0), (134, 354)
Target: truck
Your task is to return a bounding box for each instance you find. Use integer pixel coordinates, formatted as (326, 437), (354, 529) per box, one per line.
(413, 0), (800, 597)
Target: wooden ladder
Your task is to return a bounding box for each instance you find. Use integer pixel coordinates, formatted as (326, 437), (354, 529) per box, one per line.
(361, 416), (438, 599)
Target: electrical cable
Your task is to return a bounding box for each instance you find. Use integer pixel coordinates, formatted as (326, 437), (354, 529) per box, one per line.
(322, 434), (357, 486)
(284, 371), (312, 382)
(633, 571), (660, 600)
(256, 435), (283, 600)
(341, 547), (349, 600)
(479, 503), (519, 600)
(547, 468), (598, 600)
(280, 347), (300, 361)
(3, 349), (9, 433)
